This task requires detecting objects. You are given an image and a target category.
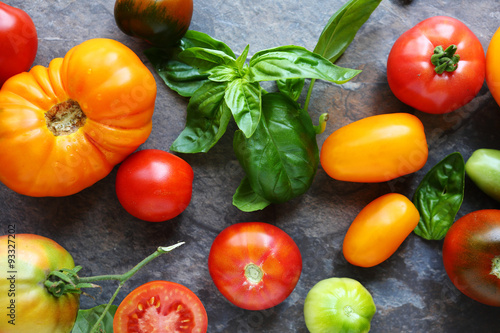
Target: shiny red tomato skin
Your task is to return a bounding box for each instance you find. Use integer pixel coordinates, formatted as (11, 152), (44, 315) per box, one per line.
(115, 149), (193, 222)
(208, 222), (302, 310)
(442, 209), (500, 306)
(387, 16), (485, 114)
(0, 2), (38, 86)
(113, 280), (208, 333)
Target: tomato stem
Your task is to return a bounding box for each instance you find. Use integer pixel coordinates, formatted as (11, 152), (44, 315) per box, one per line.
(491, 256), (500, 279)
(431, 45), (460, 74)
(314, 113), (329, 134)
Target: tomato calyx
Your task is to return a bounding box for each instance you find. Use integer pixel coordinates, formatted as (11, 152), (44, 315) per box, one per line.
(431, 45), (460, 74)
(44, 266), (99, 297)
(244, 263), (264, 284)
(44, 99), (87, 136)
(492, 256), (500, 279)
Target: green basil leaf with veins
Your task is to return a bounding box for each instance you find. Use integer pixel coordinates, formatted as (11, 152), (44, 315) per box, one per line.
(233, 175), (272, 212)
(233, 92), (318, 204)
(71, 305), (117, 333)
(224, 79), (262, 138)
(145, 30), (236, 97)
(276, 78), (305, 101)
(413, 152), (465, 240)
(248, 45), (361, 83)
(170, 81), (231, 153)
(314, 0), (382, 62)
(179, 47), (237, 72)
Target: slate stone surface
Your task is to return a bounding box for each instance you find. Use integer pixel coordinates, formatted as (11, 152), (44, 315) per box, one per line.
(1, 0), (500, 332)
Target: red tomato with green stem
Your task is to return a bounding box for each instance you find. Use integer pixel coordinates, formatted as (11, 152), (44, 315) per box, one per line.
(0, 2), (38, 86)
(113, 280), (208, 333)
(208, 222), (302, 310)
(387, 16), (485, 114)
(442, 209), (500, 307)
(115, 149), (194, 222)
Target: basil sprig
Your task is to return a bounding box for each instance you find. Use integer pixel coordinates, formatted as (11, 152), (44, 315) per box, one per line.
(413, 152), (466, 240)
(146, 0), (382, 211)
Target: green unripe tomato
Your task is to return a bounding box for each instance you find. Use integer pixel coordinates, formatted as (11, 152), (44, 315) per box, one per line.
(465, 149), (500, 202)
(304, 277), (376, 333)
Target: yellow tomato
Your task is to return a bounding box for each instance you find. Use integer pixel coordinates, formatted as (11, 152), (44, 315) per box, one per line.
(342, 193), (420, 267)
(486, 27), (500, 107)
(0, 38), (157, 197)
(320, 113), (428, 182)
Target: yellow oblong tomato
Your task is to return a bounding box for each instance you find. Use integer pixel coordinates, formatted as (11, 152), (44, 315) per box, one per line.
(342, 193), (420, 267)
(0, 38), (157, 197)
(486, 27), (500, 107)
(320, 113), (428, 182)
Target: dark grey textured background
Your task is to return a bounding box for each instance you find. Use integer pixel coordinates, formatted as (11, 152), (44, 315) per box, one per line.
(2, 0), (500, 332)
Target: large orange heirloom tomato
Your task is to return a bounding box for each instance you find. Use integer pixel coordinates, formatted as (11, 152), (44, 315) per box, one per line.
(320, 113), (428, 183)
(0, 38), (157, 197)
(343, 193), (420, 267)
(486, 26), (500, 108)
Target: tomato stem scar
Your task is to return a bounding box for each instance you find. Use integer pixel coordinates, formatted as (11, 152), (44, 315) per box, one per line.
(491, 256), (500, 279)
(44, 99), (87, 136)
(244, 263), (264, 284)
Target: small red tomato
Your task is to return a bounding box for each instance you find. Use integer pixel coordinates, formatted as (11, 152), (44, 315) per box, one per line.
(387, 16), (485, 114)
(115, 149), (193, 222)
(0, 2), (38, 86)
(442, 209), (500, 307)
(113, 280), (208, 333)
(208, 222), (302, 310)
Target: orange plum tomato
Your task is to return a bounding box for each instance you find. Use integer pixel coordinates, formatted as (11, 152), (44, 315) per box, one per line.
(342, 193), (420, 267)
(0, 38), (157, 197)
(208, 222), (302, 310)
(0, 234), (79, 333)
(486, 26), (500, 108)
(0, 2), (38, 86)
(443, 209), (500, 307)
(320, 113), (428, 183)
(113, 280), (208, 333)
(114, 0), (193, 47)
(387, 16), (485, 114)
(115, 149), (194, 222)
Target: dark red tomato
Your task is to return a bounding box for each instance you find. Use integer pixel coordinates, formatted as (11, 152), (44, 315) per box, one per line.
(115, 149), (193, 222)
(113, 280), (208, 333)
(442, 209), (500, 306)
(0, 2), (38, 86)
(114, 0), (193, 47)
(387, 16), (485, 114)
(208, 222), (302, 310)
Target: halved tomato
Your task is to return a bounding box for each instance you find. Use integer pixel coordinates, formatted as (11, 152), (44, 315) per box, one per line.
(113, 280), (208, 332)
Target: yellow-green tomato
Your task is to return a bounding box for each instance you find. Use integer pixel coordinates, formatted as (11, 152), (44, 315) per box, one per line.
(465, 149), (500, 202)
(304, 277), (376, 333)
(0, 234), (79, 333)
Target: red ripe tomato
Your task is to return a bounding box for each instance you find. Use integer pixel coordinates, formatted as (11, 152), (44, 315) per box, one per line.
(0, 2), (38, 86)
(113, 280), (208, 333)
(442, 209), (500, 307)
(387, 16), (485, 114)
(115, 149), (194, 222)
(208, 222), (302, 310)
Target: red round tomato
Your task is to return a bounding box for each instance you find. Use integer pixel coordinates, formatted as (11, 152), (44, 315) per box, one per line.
(113, 280), (208, 333)
(442, 209), (500, 307)
(0, 2), (37, 86)
(114, 0), (193, 47)
(115, 149), (194, 222)
(208, 222), (302, 310)
(0, 234), (79, 333)
(387, 16), (485, 114)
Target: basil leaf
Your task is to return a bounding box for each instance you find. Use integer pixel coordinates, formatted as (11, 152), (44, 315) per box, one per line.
(236, 44), (250, 70)
(233, 176), (271, 212)
(179, 47), (237, 71)
(145, 30), (236, 97)
(276, 78), (305, 101)
(71, 305), (117, 333)
(314, 0), (382, 62)
(205, 65), (241, 82)
(233, 92), (318, 204)
(170, 81), (231, 153)
(225, 79), (262, 138)
(413, 152), (465, 240)
(248, 45), (361, 83)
